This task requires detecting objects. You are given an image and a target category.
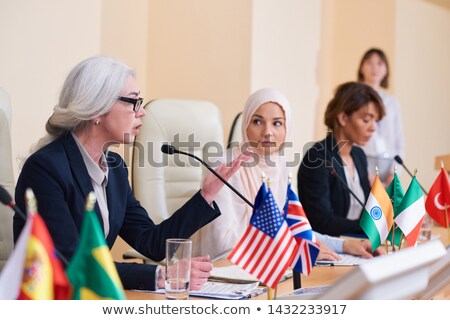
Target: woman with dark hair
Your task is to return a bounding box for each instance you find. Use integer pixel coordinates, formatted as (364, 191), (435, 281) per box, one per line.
(357, 48), (404, 185)
(297, 82), (385, 236)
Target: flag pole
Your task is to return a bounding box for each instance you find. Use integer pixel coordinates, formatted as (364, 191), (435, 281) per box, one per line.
(398, 233), (404, 250)
(391, 166), (397, 253)
(391, 222), (396, 253)
(445, 206), (449, 244)
(441, 161), (450, 243)
(86, 192), (97, 211)
(25, 188), (38, 215)
(288, 171), (302, 290)
(267, 286), (277, 300)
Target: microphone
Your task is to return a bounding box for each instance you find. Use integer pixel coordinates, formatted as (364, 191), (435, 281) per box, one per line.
(325, 160), (365, 208)
(394, 155), (428, 195)
(0, 184), (70, 266)
(161, 144), (176, 155)
(161, 144), (254, 209)
(0, 184), (27, 220)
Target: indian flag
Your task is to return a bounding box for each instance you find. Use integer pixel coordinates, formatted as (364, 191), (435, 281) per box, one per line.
(360, 175), (394, 251)
(394, 176), (425, 248)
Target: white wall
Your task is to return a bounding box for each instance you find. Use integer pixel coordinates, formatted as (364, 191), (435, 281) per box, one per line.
(146, 0), (252, 140)
(0, 0), (102, 179)
(251, 0), (322, 187)
(395, 0), (450, 189)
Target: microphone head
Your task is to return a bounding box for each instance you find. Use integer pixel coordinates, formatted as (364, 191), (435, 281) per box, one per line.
(161, 144), (177, 155)
(394, 155), (403, 165)
(0, 185), (13, 205)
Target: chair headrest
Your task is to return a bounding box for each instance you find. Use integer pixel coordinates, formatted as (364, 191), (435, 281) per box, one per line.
(0, 88), (12, 126)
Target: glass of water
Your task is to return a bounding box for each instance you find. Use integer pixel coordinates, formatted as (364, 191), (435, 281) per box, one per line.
(165, 239), (192, 300)
(419, 214), (433, 242)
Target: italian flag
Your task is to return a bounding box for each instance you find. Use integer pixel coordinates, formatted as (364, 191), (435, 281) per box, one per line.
(394, 176), (425, 248)
(360, 175), (394, 251)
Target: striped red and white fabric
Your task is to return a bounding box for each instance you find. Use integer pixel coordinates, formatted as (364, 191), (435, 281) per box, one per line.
(283, 183), (319, 275)
(228, 185), (297, 288)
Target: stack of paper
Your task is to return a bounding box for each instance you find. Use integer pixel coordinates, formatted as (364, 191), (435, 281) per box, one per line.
(210, 265), (292, 283)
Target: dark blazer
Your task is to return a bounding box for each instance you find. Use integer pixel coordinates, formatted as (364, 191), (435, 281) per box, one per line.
(297, 134), (370, 236)
(13, 133), (220, 290)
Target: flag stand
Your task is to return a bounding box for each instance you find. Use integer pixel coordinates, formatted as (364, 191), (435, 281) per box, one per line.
(445, 206), (449, 243)
(398, 233), (404, 250)
(391, 223), (396, 252)
(267, 286), (277, 300)
(293, 271), (302, 289)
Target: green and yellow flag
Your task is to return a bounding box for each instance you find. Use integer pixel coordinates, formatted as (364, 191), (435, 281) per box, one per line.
(66, 192), (125, 300)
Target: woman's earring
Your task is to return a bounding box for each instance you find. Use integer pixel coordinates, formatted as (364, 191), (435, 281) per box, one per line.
(95, 120), (100, 126)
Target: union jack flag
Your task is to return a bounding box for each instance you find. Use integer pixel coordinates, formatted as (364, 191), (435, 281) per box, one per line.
(283, 183), (319, 275)
(228, 183), (298, 288)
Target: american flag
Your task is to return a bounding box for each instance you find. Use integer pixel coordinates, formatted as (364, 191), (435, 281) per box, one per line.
(228, 183), (297, 288)
(283, 183), (319, 275)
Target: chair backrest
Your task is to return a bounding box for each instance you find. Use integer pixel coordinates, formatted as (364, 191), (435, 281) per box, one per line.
(0, 88), (15, 271)
(226, 112), (243, 148)
(131, 99), (224, 224)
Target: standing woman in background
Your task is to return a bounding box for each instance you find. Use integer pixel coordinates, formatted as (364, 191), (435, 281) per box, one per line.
(297, 82), (385, 237)
(357, 48), (405, 185)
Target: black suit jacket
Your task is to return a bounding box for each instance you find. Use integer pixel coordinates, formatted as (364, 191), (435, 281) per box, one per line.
(297, 134), (370, 236)
(13, 133), (220, 290)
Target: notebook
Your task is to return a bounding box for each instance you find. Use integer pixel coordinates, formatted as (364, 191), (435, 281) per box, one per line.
(315, 254), (370, 266)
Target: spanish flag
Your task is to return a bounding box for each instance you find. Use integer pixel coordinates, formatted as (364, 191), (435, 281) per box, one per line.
(0, 189), (69, 300)
(360, 175), (394, 251)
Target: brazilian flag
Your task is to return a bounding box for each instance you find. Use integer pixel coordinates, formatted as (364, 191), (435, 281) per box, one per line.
(66, 193), (125, 300)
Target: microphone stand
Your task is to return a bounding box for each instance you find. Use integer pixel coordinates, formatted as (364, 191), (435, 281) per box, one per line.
(164, 146), (303, 288)
(0, 185), (69, 266)
(327, 160), (365, 208)
(162, 145), (254, 209)
(394, 156), (428, 196)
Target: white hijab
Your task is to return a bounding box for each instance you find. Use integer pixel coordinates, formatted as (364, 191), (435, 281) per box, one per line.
(238, 88), (292, 211)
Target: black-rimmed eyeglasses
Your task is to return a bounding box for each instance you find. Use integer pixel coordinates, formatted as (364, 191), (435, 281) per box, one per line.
(116, 96), (144, 112)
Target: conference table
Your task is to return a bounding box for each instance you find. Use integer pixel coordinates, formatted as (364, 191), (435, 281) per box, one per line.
(125, 226), (449, 300)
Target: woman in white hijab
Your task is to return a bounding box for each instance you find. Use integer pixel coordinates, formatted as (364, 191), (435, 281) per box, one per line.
(191, 88), (383, 261)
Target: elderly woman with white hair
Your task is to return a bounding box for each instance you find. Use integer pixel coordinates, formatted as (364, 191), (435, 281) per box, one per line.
(13, 55), (247, 292)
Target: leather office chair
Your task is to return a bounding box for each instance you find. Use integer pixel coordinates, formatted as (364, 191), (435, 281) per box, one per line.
(0, 88), (15, 271)
(226, 112), (242, 148)
(122, 98), (224, 263)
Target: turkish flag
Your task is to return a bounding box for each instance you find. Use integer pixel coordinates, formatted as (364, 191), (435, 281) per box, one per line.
(425, 168), (450, 227)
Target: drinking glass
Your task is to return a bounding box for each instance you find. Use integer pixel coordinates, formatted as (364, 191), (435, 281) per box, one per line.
(419, 214), (433, 242)
(165, 238), (192, 300)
